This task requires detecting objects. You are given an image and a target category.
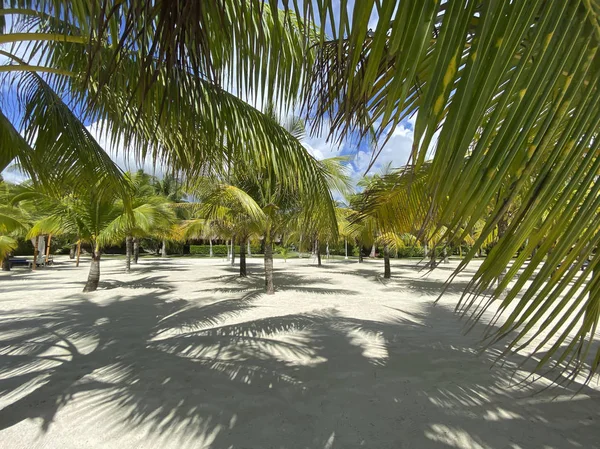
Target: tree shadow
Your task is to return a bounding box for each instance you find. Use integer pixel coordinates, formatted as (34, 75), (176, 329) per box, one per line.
(0, 290), (598, 448)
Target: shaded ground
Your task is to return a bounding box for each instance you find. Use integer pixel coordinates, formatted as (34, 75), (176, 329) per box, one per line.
(0, 257), (598, 449)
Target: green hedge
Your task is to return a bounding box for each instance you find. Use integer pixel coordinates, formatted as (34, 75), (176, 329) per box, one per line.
(189, 244), (262, 256)
(395, 246), (425, 258)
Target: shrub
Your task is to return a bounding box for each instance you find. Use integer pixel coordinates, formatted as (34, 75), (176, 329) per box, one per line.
(395, 246), (425, 258)
(189, 244), (263, 256)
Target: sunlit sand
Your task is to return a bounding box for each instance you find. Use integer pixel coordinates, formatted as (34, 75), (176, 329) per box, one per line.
(1, 257), (598, 449)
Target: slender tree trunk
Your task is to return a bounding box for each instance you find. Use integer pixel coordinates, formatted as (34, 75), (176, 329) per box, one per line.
(226, 239), (231, 261)
(443, 245), (449, 264)
(264, 237), (274, 294)
(358, 240), (364, 263)
(345, 239), (348, 260)
(247, 240), (251, 257)
(32, 235), (39, 271)
(231, 237), (235, 266)
(83, 248), (101, 292)
(209, 238), (213, 257)
(316, 239), (322, 267)
(298, 234), (303, 258)
(384, 245), (391, 279)
(370, 243), (376, 258)
(2, 255), (10, 271)
(45, 234), (52, 264)
(69, 244), (76, 259)
(240, 238), (247, 277)
(75, 240), (81, 267)
(161, 239), (167, 258)
(326, 241), (330, 260)
(125, 236), (133, 273)
(133, 238), (140, 264)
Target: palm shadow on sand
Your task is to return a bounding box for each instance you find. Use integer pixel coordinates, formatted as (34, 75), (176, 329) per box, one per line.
(0, 272), (599, 448)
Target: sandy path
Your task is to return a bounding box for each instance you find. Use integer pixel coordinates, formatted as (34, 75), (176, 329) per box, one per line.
(0, 256), (598, 449)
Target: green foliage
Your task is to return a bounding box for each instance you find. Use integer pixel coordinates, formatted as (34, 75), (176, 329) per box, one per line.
(395, 246), (425, 258)
(189, 244), (263, 256)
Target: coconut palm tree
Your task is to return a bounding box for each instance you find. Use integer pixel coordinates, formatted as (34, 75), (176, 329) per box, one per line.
(12, 179), (174, 291)
(0, 182), (30, 271)
(6, 0), (600, 379)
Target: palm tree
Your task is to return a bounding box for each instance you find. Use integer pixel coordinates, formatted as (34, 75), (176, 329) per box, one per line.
(14, 180), (173, 292)
(0, 182), (30, 271)
(7, 0), (600, 379)
(153, 174), (185, 258)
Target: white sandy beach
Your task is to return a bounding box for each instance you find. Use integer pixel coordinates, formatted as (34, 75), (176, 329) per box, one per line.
(0, 256), (598, 449)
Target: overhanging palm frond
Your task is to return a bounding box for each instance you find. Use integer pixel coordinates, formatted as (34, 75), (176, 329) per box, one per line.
(0, 235), (18, 260)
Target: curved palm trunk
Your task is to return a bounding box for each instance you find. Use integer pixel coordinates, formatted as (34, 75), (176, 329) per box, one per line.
(2, 255), (10, 271)
(45, 234), (52, 264)
(384, 245), (391, 279)
(133, 238), (140, 264)
(264, 237), (274, 294)
(316, 239), (322, 267)
(125, 236), (133, 273)
(75, 241), (81, 267)
(240, 239), (247, 277)
(83, 248), (101, 292)
(161, 239), (167, 258)
(32, 235), (39, 271)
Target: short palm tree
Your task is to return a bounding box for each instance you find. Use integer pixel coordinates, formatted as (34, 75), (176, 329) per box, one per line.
(14, 181), (174, 292)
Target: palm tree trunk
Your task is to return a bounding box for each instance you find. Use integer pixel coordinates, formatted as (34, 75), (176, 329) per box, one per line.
(226, 239), (231, 261)
(69, 244), (76, 259)
(384, 245), (391, 279)
(240, 238), (247, 277)
(316, 239), (322, 267)
(83, 248), (101, 292)
(370, 243), (376, 258)
(298, 234), (303, 258)
(133, 238), (140, 264)
(45, 234), (52, 264)
(358, 240), (364, 263)
(2, 255), (10, 271)
(231, 237), (235, 266)
(443, 245), (449, 263)
(345, 239), (348, 260)
(125, 236), (133, 273)
(75, 240), (81, 267)
(209, 238), (213, 257)
(161, 239), (167, 258)
(32, 235), (39, 271)
(247, 240), (251, 257)
(264, 237), (274, 294)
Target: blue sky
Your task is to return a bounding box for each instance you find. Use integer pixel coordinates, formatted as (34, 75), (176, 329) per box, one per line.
(1, 1), (415, 185)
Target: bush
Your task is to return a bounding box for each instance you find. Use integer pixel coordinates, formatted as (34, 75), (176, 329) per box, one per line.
(189, 244), (263, 256)
(395, 246), (425, 258)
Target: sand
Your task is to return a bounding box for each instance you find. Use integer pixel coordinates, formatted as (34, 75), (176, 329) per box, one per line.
(0, 256), (598, 449)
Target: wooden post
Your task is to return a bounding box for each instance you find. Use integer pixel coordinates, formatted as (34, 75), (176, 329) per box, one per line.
(32, 235), (39, 271)
(45, 234), (52, 264)
(75, 240), (81, 267)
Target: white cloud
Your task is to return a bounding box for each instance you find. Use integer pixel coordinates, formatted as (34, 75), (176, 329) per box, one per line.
(86, 120), (168, 178)
(301, 124), (344, 161)
(353, 123), (413, 179)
